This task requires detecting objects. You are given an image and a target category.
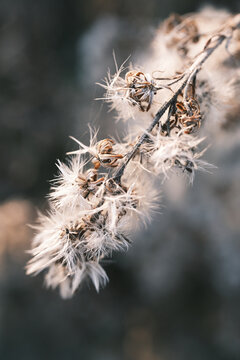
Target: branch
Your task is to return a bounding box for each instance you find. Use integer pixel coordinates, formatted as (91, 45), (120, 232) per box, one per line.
(113, 34), (226, 183)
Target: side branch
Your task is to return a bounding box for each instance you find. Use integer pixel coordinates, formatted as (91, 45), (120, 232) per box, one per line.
(113, 34), (226, 183)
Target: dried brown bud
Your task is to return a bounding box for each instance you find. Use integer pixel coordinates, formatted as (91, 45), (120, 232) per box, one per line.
(77, 169), (104, 197)
(125, 70), (158, 111)
(93, 139), (123, 169)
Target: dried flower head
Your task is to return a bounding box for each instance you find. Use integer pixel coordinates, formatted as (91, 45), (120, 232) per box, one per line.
(68, 135), (124, 169)
(49, 156), (103, 209)
(98, 56), (170, 120)
(93, 139), (124, 169)
(26, 208), (108, 298)
(124, 70), (159, 111)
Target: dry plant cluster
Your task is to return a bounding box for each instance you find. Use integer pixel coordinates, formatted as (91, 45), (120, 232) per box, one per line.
(27, 8), (240, 298)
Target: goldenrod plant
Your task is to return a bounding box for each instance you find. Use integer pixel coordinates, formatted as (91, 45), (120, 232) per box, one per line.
(27, 9), (240, 298)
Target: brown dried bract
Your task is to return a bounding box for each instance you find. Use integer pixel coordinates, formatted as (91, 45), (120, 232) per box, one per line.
(93, 139), (123, 169)
(60, 221), (86, 242)
(77, 169), (104, 197)
(176, 98), (201, 134)
(161, 82), (201, 136)
(125, 70), (158, 112)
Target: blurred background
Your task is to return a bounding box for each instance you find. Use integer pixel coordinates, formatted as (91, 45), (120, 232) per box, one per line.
(0, 0), (240, 359)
